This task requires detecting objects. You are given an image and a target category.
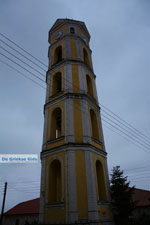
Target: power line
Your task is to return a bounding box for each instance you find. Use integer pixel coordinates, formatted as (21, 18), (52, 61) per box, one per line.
(1, 34), (150, 155)
(0, 39), (46, 72)
(100, 103), (150, 143)
(0, 31), (149, 145)
(0, 33), (47, 67)
(130, 176), (149, 181)
(1, 55), (149, 155)
(0, 33), (149, 149)
(1, 36), (149, 189)
(102, 118), (150, 153)
(127, 175), (150, 180)
(124, 166), (150, 172)
(102, 113), (150, 149)
(0, 59), (45, 89)
(0, 52), (45, 83)
(101, 108), (150, 146)
(0, 46), (45, 77)
(0, 53), (149, 155)
(103, 122), (150, 153)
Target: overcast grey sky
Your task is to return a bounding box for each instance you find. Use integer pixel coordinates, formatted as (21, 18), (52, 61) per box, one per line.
(0, 0), (150, 211)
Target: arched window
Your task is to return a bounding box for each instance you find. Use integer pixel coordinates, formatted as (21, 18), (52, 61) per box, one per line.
(86, 75), (93, 97)
(52, 72), (62, 95)
(70, 27), (75, 34)
(96, 160), (107, 201)
(50, 108), (62, 139)
(83, 48), (90, 67)
(48, 159), (62, 203)
(90, 109), (99, 140)
(54, 46), (62, 64)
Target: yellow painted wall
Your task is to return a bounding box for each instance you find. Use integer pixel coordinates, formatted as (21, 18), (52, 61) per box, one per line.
(51, 26), (66, 44)
(98, 205), (112, 220)
(49, 92), (64, 102)
(45, 208), (65, 222)
(75, 150), (88, 219)
(91, 140), (103, 150)
(71, 39), (77, 60)
(72, 64), (80, 93)
(73, 99), (83, 142)
(46, 138), (64, 149)
(78, 27), (88, 45)
(44, 152), (66, 222)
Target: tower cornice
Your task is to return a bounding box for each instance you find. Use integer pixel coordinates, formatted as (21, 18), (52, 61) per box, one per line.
(44, 92), (100, 114)
(41, 142), (106, 159)
(46, 60), (96, 84)
(49, 59), (94, 74)
(48, 34), (91, 54)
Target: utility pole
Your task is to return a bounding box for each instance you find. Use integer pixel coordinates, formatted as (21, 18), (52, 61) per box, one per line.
(0, 182), (7, 225)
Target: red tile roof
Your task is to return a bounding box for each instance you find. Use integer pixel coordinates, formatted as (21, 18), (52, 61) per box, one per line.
(133, 188), (150, 207)
(5, 198), (40, 215)
(4, 188), (150, 215)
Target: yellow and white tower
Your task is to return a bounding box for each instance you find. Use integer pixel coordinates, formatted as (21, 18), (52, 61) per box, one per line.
(39, 19), (113, 224)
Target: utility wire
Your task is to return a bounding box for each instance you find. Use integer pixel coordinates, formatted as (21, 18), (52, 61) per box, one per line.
(103, 122), (150, 153)
(0, 33), (47, 67)
(1, 34), (150, 155)
(130, 176), (149, 181)
(101, 108), (150, 146)
(0, 46), (45, 77)
(102, 113), (150, 149)
(1, 56), (150, 155)
(1, 35), (150, 149)
(0, 31), (149, 146)
(101, 103), (150, 143)
(124, 166), (150, 172)
(127, 174), (150, 179)
(0, 180), (40, 184)
(0, 59), (45, 89)
(0, 52), (45, 83)
(102, 118), (150, 153)
(0, 39), (46, 72)
(1, 55), (150, 155)
(0, 170), (149, 193)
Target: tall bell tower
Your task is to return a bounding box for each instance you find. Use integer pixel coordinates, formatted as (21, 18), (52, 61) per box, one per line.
(39, 19), (113, 224)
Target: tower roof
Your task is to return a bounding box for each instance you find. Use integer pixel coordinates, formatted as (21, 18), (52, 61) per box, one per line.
(49, 18), (90, 38)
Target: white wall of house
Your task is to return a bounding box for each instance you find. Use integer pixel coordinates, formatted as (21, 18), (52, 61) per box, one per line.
(4, 214), (38, 225)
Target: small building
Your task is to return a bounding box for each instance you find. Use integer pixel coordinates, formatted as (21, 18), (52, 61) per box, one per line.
(132, 188), (150, 218)
(4, 198), (39, 225)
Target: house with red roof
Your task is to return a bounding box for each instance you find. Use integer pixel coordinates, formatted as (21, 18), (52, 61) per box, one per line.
(132, 188), (150, 218)
(4, 198), (39, 225)
(3, 188), (150, 225)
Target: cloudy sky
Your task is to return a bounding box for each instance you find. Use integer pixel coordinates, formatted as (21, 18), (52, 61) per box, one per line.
(0, 0), (150, 211)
